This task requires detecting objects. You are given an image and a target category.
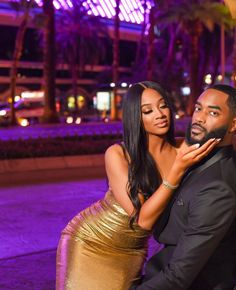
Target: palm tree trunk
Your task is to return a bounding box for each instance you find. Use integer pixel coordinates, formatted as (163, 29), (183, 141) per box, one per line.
(111, 0), (120, 120)
(71, 61), (78, 114)
(165, 25), (177, 74)
(147, 7), (155, 80)
(135, 0), (147, 65)
(220, 24), (226, 83)
(198, 32), (212, 92)
(9, 11), (29, 125)
(187, 21), (202, 115)
(232, 27), (236, 87)
(41, 0), (58, 123)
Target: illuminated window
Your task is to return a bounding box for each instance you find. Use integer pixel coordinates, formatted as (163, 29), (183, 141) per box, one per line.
(96, 92), (110, 110)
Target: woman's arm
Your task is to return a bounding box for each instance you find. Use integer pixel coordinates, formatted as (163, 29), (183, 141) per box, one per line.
(105, 139), (219, 230)
(105, 144), (134, 215)
(138, 139), (220, 229)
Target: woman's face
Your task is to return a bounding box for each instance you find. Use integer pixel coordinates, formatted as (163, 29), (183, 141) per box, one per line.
(141, 88), (171, 136)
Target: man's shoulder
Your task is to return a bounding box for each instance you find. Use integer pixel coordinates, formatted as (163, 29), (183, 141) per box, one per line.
(180, 150), (236, 204)
(193, 148), (235, 184)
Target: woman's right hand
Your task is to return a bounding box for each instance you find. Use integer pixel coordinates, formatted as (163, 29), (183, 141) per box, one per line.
(173, 138), (221, 174)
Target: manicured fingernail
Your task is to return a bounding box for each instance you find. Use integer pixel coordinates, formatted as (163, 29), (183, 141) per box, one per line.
(216, 138), (221, 142)
(211, 138), (216, 141)
(195, 143), (200, 148)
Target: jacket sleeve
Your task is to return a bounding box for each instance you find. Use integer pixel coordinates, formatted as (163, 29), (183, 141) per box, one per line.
(136, 181), (236, 290)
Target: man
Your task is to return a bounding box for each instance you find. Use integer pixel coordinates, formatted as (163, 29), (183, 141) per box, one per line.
(133, 84), (236, 289)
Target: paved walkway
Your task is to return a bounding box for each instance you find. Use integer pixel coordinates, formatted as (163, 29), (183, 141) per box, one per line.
(0, 178), (106, 290)
(0, 177), (160, 290)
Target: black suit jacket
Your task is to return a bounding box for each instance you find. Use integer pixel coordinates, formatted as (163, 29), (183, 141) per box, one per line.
(136, 146), (236, 290)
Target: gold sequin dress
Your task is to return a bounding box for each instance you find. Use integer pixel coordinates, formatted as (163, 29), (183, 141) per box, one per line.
(56, 190), (150, 290)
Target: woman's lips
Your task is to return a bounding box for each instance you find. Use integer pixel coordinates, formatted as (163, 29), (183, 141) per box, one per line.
(155, 120), (168, 128)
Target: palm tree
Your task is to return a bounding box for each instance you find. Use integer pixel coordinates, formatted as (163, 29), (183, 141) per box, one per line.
(233, 27), (236, 87)
(224, 0), (236, 19)
(130, 1), (185, 95)
(110, 0), (120, 120)
(153, 0), (235, 115)
(41, 0), (58, 123)
(9, 0), (35, 125)
(130, 1), (149, 83)
(224, 0), (236, 86)
(56, 0), (108, 115)
(147, 6), (155, 80)
(134, 0), (148, 67)
(157, 1), (180, 75)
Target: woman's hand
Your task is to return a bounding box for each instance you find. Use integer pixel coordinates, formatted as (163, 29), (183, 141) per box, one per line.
(173, 138), (220, 174)
(138, 138), (220, 230)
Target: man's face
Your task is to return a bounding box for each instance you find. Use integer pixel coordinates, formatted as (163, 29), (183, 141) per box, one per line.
(186, 89), (234, 145)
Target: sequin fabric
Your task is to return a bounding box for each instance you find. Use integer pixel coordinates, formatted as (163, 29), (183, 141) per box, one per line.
(56, 190), (151, 290)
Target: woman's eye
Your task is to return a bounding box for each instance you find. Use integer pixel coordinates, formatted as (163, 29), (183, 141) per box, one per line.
(194, 107), (201, 112)
(160, 103), (168, 108)
(142, 110), (152, 115)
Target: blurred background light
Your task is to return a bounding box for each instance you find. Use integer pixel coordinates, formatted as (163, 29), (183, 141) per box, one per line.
(121, 82), (128, 87)
(204, 74), (212, 85)
(66, 116), (73, 124)
(181, 86), (190, 96)
(19, 118), (29, 127)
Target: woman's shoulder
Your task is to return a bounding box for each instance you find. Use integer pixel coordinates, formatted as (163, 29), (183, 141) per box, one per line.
(105, 143), (129, 173)
(105, 143), (124, 156)
(105, 143), (127, 163)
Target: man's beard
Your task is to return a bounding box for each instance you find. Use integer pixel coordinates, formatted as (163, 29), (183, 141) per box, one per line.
(185, 122), (228, 146)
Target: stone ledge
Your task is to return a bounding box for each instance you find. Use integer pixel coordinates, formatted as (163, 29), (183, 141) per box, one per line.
(0, 136), (235, 175)
(0, 137), (235, 186)
(0, 154), (106, 186)
(0, 154), (104, 173)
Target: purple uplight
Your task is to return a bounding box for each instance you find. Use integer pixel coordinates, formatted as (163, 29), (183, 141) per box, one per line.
(102, 0), (115, 17)
(57, 0), (69, 9)
(119, 13), (124, 22)
(66, 0), (73, 8)
(119, 4), (131, 23)
(24, 0), (152, 24)
(99, 0), (113, 18)
(53, 0), (60, 9)
(122, 0), (135, 22)
(97, 5), (106, 18)
(34, 0), (42, 7)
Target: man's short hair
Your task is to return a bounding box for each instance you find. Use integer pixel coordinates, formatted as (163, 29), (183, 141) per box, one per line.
(209, 84), (236, 116)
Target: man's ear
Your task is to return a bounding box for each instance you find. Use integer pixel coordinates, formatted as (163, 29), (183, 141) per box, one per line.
(229, 117), (236, 133)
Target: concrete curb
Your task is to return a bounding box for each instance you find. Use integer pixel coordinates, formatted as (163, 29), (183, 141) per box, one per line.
(0, 154), (106, 186)
(0, 136), (235, 186)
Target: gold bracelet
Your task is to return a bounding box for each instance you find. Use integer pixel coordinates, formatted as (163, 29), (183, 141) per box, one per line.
(162, 179), (179, 190)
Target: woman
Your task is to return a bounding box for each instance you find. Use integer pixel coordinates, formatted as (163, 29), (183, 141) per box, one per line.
(56, 81), (219, 290)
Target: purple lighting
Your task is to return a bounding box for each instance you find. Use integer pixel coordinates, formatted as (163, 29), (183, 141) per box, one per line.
(29, 0), (152, 24)
(53, 0), (61, 10)
(99, 0), (113, 19)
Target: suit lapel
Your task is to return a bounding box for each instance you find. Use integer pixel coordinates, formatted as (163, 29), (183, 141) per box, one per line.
(153, 146), (233, 239)
(182, 145), (232, 184)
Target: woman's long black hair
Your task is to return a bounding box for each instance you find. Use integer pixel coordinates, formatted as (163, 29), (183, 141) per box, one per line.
(122, 81), (175, 226)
